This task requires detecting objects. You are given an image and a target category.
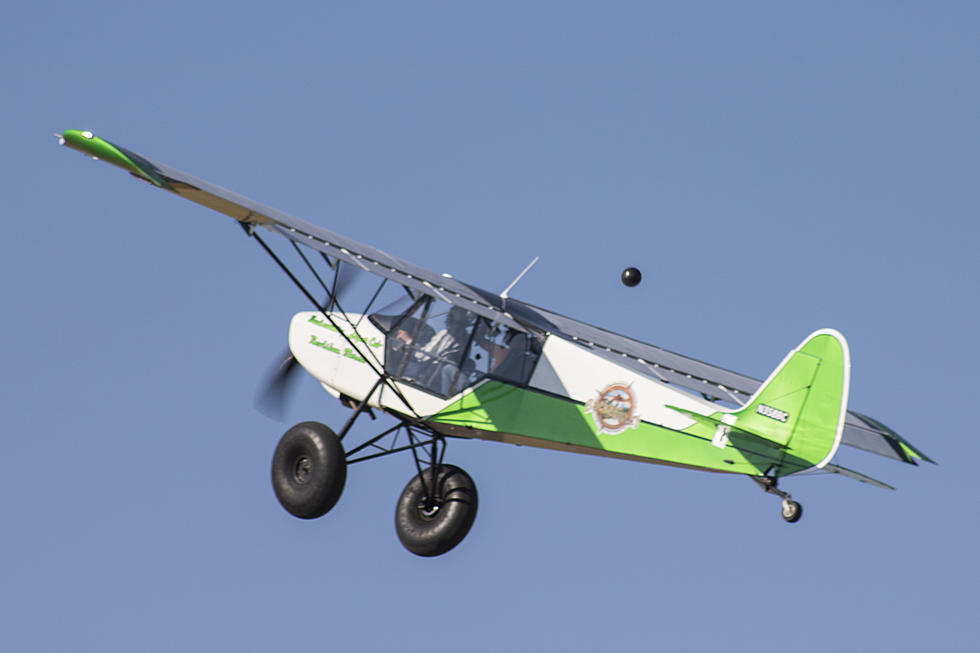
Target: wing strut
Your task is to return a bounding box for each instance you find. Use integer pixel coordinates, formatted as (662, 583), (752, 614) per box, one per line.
(246, 226), (424, 421)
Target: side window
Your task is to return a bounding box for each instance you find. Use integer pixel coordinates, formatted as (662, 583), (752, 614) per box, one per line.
(385, 305), (435, 380)
(466, 320), (540, 386)
(372, 297), (540, 396)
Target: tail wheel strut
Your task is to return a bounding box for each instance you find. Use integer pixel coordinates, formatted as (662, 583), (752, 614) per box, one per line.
(751, 475), (803, 524)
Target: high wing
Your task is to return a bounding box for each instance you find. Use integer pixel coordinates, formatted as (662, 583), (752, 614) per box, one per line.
(59, 129), (933, 467)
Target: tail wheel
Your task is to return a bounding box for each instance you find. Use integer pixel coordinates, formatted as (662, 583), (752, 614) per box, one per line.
(271, 421), (347, 519)
(395, 464), (478, 557)
(781, 499), (803, 523)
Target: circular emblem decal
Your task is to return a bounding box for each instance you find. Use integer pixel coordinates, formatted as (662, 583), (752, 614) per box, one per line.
(585, 383), (640, 434)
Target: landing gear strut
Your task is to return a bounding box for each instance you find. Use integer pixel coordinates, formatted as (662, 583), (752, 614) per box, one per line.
(751, 476), (803, 524)
(392, 428), (478, 556)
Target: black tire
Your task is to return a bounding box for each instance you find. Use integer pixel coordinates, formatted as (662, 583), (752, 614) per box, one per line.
(395, 464), (477, 557)
(271, 421), (346, 519)
(781, 499), (803, 523)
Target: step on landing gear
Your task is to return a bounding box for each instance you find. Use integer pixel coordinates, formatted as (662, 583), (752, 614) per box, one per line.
(751, 476), (803, 524)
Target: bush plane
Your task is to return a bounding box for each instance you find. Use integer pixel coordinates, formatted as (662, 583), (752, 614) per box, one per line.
(59, 129), (934, 556)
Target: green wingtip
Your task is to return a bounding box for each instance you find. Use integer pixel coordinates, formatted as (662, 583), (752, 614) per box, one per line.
(59, 129), (171, 190)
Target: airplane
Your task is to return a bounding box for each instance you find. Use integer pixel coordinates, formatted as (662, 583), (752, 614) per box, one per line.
(58, 129), (934, 557)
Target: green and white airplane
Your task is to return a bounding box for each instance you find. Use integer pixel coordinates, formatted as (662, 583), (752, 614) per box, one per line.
(59, 129), (933, 557)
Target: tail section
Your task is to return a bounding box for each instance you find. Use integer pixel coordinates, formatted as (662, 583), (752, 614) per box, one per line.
(730, 329), (851, 469)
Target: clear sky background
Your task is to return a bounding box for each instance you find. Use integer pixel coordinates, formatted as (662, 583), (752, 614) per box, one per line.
(3, 2), (977, 650)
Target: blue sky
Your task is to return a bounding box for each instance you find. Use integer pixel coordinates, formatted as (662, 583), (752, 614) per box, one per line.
(3, 2), (977, 650)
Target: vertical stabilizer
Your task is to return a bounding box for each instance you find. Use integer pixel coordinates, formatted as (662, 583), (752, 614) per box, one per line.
(728, 330), (851, 470)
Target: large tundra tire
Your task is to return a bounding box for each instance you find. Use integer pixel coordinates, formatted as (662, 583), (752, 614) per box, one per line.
(271, 421), (346, 519)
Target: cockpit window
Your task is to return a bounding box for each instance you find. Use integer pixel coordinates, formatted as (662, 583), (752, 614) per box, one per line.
(464, 319), (540, 387)
(370, 296), (540, 397)
(368, 295), (416, 333)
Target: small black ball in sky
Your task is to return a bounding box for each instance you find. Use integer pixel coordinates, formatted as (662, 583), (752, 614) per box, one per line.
(621, 267), (642, 287)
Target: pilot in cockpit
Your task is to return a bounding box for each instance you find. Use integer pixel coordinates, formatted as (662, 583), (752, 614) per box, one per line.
(397, 306), (474, 395)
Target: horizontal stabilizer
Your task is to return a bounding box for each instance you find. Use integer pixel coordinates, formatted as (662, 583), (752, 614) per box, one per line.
(822, 463), (895, 490)
(665, 404), (788, 450)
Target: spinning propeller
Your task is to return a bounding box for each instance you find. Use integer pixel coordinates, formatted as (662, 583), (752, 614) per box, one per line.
(256, 260), (360, 419)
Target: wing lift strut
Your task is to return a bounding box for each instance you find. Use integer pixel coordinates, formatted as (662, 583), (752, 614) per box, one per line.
(244, 224), (468, 543)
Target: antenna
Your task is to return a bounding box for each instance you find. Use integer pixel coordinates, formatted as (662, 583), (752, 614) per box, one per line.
(500, 256), (540, 300)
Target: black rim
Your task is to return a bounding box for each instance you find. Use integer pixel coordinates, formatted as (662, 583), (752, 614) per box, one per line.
(416, 500), (441, 520)
(293, 455), (312, 484)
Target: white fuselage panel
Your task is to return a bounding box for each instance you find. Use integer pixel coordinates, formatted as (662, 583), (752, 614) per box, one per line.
(529, 336), (718, 431)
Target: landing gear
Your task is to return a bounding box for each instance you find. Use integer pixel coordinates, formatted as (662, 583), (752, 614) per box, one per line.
(751, 475), (803, 524)
(271, 421), (347, 519)
(395, 464), (478, 557)
(271, 415), (477, 555)
(781, 499), (803, 523)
